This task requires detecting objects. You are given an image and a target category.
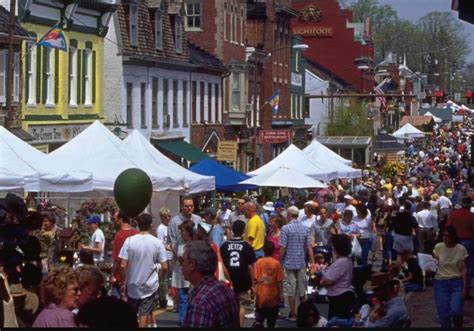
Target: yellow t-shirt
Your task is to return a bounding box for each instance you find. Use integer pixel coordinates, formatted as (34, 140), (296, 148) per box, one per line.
(433, 243), (468, 280)
(383, 183), (393, 194)
(245, 215), (265, 251)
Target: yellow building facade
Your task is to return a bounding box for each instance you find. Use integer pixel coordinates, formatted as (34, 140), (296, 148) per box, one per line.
(17, 0), (116, 152)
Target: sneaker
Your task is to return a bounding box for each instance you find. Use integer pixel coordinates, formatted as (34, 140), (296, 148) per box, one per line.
(245, 312), (256, 319)
(286, 313), (297, 322)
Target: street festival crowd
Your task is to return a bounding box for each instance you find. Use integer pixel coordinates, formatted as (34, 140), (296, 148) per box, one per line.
(0, 118), (473, 328)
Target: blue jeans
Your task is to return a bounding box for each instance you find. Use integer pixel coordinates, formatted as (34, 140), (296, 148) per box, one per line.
(404, 282), (423, 293)
(434, 278), (464, 328)
(326, 317), (355, 328)
(178, 288), (189, 323)
(459, 239), (474, 289)
(357, 238), (371, 267)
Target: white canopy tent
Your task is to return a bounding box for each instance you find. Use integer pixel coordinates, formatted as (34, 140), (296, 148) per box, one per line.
(392, 123), (425, 140)
(248, 144), (337, 182)
(303, 139), (353, 166)
(302, 140), (361, 179)
(423, 111), (442, 123)
(121, 130), (214, 193)
(49, 121), (215, 193)
(240, 166), (328, 189)
(0, 126), (93, 192)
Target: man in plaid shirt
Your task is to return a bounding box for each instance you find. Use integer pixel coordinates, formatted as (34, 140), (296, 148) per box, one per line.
(181, 241), (240, 327)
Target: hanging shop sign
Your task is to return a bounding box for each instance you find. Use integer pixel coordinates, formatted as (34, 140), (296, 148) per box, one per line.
(259, 130), (293, 144)
(293, 26), (333, 37)
(217, 141), (238, 162)
(28, 124), (89, 143)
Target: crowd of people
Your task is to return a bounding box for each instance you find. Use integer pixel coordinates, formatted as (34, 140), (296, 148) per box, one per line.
(0, 117), (472, 328)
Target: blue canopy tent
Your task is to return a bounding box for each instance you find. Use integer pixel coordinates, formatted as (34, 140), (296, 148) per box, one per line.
(190, 158), (257, 192)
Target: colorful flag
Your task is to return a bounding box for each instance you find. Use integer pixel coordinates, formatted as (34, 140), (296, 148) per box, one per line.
(266, 89), (280, 115)
(374, 78), (391, 112)
(36, 23), (67, 52)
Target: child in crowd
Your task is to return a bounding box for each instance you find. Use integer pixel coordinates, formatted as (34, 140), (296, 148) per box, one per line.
(253, 241), (284, 328)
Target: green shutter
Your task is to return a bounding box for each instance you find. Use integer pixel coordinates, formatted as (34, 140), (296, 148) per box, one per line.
(36, 46), (41, 104)
(42, 47), (47, 104)
(82, 50), (86, 104)
(92, 50), (96, 104)
(68, 49), (72, 103)
(25, 45), (30, 102)
(77, 49), (81, 105)
(54, 49), (59, 104)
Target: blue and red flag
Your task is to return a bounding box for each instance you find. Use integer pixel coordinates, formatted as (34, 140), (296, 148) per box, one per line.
(266, 89), (280, 115)
(36, 23), (67, 52)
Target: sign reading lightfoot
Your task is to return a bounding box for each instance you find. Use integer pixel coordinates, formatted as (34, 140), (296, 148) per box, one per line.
(113, 168), (153, 218)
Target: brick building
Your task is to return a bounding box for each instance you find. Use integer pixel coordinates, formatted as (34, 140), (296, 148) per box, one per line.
(291, 0), (374, 93)
(246, 0), (298, 166)
(104, 0), (226, 166)
(185, 0), (251, 171)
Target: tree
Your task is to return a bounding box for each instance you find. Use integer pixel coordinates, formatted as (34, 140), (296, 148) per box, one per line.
(326, 99), (373, 136)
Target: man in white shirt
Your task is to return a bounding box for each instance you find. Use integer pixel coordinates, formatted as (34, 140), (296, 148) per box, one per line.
(298, 201), (317, 229)
(120, 213), (168, 327)
(438, 194), (453, 220)
(81, 214), (105, 263)
(344, 195), (357, 215)
(415, 202), (437, 253)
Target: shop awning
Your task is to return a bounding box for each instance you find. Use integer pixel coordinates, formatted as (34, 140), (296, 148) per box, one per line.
(156, 140), (210, 164)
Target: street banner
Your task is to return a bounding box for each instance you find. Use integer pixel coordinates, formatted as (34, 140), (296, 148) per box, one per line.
(259, 130), (292, 144)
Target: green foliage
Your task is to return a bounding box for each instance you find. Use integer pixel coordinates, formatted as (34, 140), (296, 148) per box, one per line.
(381, 161), (406, 178)
(348, 0), (469, 71)
(326, 99), (374, 136)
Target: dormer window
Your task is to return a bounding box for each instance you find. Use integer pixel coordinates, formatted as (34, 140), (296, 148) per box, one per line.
(155, 10), (163, 50)
(175, 16), (183, 53)
(129, 4), (138, 46)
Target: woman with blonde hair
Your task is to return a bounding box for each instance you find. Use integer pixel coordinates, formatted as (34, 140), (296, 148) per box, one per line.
(33, 266), (80, 327)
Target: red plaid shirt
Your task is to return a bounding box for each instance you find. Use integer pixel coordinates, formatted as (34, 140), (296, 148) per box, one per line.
(183, 275), (240, 327)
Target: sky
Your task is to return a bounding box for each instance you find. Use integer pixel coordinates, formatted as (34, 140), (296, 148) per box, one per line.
(377, 0), (474, 62)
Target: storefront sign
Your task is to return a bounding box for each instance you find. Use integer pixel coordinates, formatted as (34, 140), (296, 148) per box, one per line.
(217, 141), (238, 162)
(259, 130), (293, 144)
(291, 72), (303, 86)
(293, 26), (333, 37)
(28, 124), (89, 143)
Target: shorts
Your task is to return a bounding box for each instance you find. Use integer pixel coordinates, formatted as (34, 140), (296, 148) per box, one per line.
(393, 233), (414, 253)
(283, 268), (307, 298)
(236, 292), (253, 307)
(128, 289), (160, 316)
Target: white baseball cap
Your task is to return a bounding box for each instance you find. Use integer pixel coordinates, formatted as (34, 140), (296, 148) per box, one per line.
(344, 195), (354, 200)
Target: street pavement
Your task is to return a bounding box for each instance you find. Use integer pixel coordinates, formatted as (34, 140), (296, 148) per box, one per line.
(154, 250), (474, 328)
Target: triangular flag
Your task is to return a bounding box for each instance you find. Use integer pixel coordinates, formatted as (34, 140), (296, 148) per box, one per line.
(37, 23), (67, 52)
(266, 89), (280, 115)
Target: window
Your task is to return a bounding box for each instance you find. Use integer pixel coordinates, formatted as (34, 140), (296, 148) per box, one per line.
(13, 52), (20, 102)
(173, 80), (178, 127)
(232, 72), (240, 110)
(186, 0), (201, 29)
(295, 50), (299, 72)
(84, 49), (92, 105)
(0, 50), (6, 103)
(207, 82), (212, 122)
(130, 4), (138, 47)
(223, 3), (227, 41)
(45, 48), (54, 105)
(163, 78), (169, 128)
(192, 81), (197, 123)
(240, 8), (244, 45)
(152, 78), (158, 128)
(182, 81), (188, 127)
(175, 16), (183, 53)
(229, 5), (233, 42)
(25, 44), (35, 104)
(68, 46), (77, 105)
(126, 83), (133, 128)
(155, 10), (163, 50)
(140, 83), (146, 128)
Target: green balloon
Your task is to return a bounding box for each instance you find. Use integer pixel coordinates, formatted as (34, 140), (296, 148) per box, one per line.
(113, 168), (153, 218)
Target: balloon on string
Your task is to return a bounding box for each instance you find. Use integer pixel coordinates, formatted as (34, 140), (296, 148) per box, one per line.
(113, 168), (153, 218)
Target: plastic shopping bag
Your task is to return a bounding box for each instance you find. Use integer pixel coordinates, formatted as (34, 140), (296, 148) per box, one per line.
(351, 237), (362, 258)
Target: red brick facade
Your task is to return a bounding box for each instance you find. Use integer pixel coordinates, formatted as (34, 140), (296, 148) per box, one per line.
(291, 0), (374, 93)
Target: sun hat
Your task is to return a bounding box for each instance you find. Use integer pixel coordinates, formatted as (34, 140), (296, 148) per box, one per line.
(263, 201), (275, 212)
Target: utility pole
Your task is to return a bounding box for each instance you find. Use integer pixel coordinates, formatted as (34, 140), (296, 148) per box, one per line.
(5, 0), (17, 129)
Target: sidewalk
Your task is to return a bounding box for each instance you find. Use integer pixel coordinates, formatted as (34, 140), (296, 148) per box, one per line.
(406, 285), (474, 327)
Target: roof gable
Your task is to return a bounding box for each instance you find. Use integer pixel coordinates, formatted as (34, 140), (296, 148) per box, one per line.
(0, 5), (29, 37)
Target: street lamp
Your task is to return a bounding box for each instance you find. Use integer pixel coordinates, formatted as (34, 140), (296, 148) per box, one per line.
(249, 43), (309, 169)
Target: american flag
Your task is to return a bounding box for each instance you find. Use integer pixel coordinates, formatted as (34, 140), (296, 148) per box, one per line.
(374, 78), (391, 112)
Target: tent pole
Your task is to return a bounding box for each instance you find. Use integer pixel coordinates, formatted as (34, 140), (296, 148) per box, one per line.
(66, 193), (70, 228)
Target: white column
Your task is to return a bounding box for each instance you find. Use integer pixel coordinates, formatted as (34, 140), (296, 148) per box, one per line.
(196, 81), (201, 123)
(204, 82), (209, 122)
(218, 83), (222, 123)
(178, 80), (183, 127)
(158, 77), (164, 128)
(211, 82), (216, 123)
